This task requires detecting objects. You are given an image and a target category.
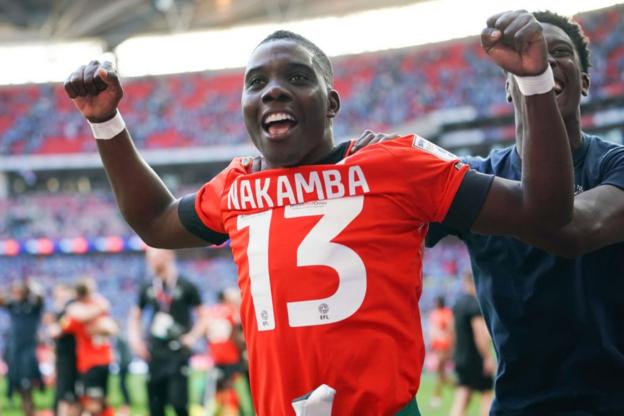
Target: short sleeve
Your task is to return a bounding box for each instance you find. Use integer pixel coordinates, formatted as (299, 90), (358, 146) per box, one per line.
(178, 162), (237, 245)
(382, 135), (470, 223)
(600, 146), (624, 191)
(425, 222), (457, 247)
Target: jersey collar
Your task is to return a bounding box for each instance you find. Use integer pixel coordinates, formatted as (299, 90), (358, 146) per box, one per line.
(251, 141), (352, 172)
(313, 141), (352, 165)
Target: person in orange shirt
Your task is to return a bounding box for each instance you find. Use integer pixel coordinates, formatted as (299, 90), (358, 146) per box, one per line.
(428, 296), (454, 408)
(191, 289), (248, 414)
(62, 278), (117, 416)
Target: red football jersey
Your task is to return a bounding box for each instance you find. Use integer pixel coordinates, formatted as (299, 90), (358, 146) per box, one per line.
(206, 303), (241, 365)
(193, 135), (468, 415)
(62, 314), (114, 374)
(429, 307), (453, 351)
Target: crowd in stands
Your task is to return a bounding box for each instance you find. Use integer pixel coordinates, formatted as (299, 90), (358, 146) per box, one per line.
(0, 5), (622, 156)
(0, 190), (130, 240)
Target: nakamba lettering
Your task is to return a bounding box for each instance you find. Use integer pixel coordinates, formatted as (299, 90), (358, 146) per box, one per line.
(228, 165), (370, 211)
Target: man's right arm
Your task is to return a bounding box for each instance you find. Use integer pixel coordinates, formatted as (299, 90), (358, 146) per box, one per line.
(471, 315), (496, 376)
(523, 184), (624, 257)
(128, 305), (150, 361)
(65, 61), (212, 249)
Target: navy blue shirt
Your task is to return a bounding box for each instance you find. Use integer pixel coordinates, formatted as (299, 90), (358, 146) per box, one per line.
(427, 134), (624, 415)
(4, 296), (43, 349)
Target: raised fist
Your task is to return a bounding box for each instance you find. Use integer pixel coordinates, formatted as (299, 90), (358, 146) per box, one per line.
(64, 60), (123, 123)
(481, 10), (548, 76)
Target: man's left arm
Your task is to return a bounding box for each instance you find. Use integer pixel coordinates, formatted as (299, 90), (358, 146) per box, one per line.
(522, 145), (624, 256)
(181, 306), (207, 348)
(523, 184), (624, 257)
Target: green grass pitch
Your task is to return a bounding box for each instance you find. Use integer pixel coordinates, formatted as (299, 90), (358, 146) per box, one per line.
(0, 372), (484, 415)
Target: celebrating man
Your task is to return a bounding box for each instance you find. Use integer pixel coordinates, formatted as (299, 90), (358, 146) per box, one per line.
(65, 11), (572, 415)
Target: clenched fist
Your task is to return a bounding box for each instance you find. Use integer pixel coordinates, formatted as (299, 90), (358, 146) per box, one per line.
(64, 60), (123, 123)
(481, 10), (548, 76)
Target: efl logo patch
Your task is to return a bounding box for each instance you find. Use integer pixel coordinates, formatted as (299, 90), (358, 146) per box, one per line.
(412, 135), (457, 161)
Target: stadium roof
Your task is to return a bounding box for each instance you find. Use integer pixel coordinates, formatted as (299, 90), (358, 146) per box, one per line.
(2, 0), (621, 84)
(0, 0), (419, 48)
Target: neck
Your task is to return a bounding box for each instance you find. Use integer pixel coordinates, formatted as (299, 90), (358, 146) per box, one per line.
(262, 132), (335, 170)
(159, 272), (176, 286)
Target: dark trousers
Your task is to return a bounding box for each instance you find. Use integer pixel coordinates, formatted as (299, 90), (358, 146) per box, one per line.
(146, 355), (189, 416)
(118, 366), (131, 406)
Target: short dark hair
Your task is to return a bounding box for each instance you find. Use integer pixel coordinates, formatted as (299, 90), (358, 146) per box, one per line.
(75, 278), (93, 299)
(258, 30), (334, 86)
(533, 10), (591, 73)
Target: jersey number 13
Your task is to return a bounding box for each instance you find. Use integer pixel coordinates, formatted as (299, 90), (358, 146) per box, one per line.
(237, 196), (367, 331)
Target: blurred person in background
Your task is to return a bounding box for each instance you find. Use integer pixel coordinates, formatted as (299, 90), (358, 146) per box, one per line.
(450, 273), (494, 416)
(49, 283), (79, 416)
(61, 277), (117, 416)
(427, 295), (454, 409)
(191, 288), (253, 416)
(128, 247), (203, 416)
(0, 280), (45, 416)
(114, 329), (133, 416)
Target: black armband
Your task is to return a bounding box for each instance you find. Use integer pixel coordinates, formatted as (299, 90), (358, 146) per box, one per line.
(442, 170), (494, 233)
(178, 193), (229, 245)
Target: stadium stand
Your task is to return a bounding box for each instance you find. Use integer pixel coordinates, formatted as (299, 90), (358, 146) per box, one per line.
(0, 191), (129, 240)
(0, 5), (622, 156)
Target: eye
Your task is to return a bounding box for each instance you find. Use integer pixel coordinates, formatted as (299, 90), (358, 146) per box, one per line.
(247, 77), (265, 89)
(551, 47), (572, 57)
(289, 73), (309, 83)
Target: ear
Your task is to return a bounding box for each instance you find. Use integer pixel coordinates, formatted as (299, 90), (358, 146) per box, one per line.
(327, 89), (340, 118)
(505, 78), (512, 103)
(581, 72), (591, 97)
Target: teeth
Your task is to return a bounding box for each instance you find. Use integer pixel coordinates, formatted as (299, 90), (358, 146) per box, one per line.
(265, 112), (295, 124)
(554, 80), (563, 91)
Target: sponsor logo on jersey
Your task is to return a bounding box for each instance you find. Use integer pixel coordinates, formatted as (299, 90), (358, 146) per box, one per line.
(412, 135), (457, 161)
(227, 165), (370, 211)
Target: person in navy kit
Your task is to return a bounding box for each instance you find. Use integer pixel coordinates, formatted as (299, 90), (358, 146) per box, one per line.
(426, 11), (624, 416)
(0, 281), (45, 416)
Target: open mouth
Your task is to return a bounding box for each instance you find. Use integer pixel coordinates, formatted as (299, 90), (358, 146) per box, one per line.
(262, 111), (298, 140)
(554, 78), (564, 95)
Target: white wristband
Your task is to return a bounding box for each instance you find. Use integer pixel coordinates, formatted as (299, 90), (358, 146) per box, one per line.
(88, 111), (126, 140)
(513, 66), (555, 96)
